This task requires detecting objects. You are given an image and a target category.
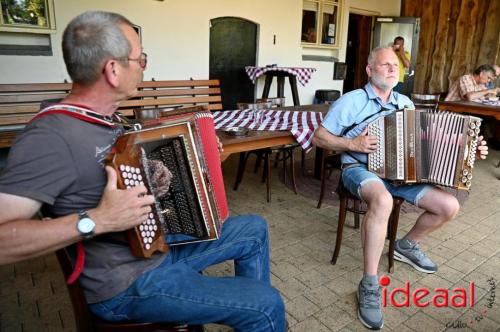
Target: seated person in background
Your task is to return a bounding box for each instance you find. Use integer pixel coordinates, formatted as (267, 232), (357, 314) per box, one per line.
(313, 46), (488, 330)
(485, 64), (500, 90)
(0, 11), (285, 332)
(445, 64), (499, 101)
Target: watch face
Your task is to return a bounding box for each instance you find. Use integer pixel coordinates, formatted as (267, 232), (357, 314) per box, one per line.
(78, 218), (95, 234)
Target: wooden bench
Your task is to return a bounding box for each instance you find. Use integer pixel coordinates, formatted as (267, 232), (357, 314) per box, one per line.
(0, 79), (222, 148)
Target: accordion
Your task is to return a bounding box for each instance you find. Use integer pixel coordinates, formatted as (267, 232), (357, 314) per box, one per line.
(106, 112), (229, 257)
(367, 108), (481, 190)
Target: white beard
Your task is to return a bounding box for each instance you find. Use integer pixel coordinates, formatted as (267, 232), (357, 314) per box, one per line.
(371, 74), (398, 91)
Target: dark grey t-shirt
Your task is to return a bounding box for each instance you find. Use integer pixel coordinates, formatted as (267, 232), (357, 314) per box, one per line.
(0, 109), (165, 303)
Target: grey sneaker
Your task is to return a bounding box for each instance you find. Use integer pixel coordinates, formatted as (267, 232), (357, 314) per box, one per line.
(394, 239), (437, 273)
(357, 281), (383, 330)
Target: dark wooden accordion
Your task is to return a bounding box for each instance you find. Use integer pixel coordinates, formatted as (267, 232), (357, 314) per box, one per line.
(367, 108), (482, 190)
(106, 112), (229, 257)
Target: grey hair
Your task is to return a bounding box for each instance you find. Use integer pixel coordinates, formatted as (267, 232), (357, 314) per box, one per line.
(473, 64), (495, 76)
(62, 11), (134, 85)
(367, 46), (395, 66)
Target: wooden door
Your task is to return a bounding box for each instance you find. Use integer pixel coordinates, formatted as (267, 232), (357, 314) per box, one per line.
(343, 13), (373, 93)
(209, 17), (257, 110)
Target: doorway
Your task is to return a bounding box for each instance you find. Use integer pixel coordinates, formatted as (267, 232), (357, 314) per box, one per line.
(343, 13), (373, 93)
(209, 17), (258, 110)
(372, 17), (420, 96)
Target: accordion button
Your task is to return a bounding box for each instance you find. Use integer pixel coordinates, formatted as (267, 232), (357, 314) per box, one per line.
(146, 231), (151, 237)
(151, 231), (155, 237)
(467, 173), (473, 180)
(153, 225), (158, 231)
(135, 181), (139, 186)
(139, 225), (144, 231)
(139, 181), (144, 186)
(141, 231), (146, 237)
(124, 179), (130, 185)
(125, 165), (130, 172)
(149, 213), (154, 219)
(119, 164), (125, 171)
(132, 174), (137, 180)
(138, 174), (142, 181)
(136, 168), (141, 174)
(130, 167), (136, 173)
(122, 172), (128, 179)
(145, 243), (151, 250)
(148, 237), (153, 244)
(143, 237), (148, 244)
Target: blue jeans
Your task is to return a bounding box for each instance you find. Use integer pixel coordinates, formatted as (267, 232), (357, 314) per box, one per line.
(89, 215), (285, 332)
(342, 165), (432, 206)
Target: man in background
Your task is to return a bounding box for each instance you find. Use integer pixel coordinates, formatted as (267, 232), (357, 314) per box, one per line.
(445, 64), (499, 101)
(392, 36), (410, 94)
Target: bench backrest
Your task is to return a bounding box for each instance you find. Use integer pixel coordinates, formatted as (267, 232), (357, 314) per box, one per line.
(0, 79), (222, 148)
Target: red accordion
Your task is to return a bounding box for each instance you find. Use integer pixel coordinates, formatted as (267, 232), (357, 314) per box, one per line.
(106, 112), (229, 257)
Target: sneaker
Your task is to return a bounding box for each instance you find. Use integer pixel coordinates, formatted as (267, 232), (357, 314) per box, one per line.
(357, 281), (383, 330)
(394, 239), (438, 273)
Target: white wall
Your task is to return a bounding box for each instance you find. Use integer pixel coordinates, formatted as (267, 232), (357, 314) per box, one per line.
(0, 0), (400, 105)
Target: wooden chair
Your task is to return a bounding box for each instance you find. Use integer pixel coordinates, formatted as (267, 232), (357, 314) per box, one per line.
(55, 248), (204, 332)
(411, 93), (440, 110)
(233, 98), (298, 202)
(331, 179), (404, 273)
(315, 152), (404, 273)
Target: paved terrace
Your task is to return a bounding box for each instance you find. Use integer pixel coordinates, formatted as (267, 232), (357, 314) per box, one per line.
(1, 148), (499, 332)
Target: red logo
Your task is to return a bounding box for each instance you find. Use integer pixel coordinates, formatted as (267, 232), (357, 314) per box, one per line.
(380, 275), (475, 308)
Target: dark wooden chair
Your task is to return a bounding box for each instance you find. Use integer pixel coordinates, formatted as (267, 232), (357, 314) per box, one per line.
(55, 248), (204, 332)
(411, 93), (440, 110)
(233, 99), (298, 202)
(315, 152), (404, 273)
(331, 180), (404, 273)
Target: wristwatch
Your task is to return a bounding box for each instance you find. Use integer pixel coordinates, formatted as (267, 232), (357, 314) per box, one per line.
(77, 211), (96, 240)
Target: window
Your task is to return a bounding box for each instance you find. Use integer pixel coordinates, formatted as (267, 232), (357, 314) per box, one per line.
(0, 0), (55, 55)
(0, 0), (56, 33)
(301, 0), (341, 48)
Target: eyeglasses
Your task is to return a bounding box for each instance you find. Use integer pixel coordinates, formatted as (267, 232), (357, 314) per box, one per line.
(119, 52), (147, 69)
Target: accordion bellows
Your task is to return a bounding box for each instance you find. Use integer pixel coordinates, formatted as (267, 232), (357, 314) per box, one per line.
(106, 112), (229, 257)
(367, 108), (481, 190)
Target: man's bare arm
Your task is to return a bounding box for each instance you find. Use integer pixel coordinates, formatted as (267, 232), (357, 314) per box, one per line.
(464, 87), (499, 101)
(0, 166), (155, 265)
(312, 126), (378, 153)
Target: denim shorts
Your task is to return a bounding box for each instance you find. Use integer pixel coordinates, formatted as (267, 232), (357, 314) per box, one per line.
(341, 165), (432, 207)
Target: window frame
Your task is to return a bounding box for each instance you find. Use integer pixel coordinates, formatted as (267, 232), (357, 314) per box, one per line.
(0, 0), (56, 34)
(301, 0), (342, 49)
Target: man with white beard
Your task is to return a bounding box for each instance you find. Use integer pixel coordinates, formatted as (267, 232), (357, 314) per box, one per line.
(312, 47), (488, 330)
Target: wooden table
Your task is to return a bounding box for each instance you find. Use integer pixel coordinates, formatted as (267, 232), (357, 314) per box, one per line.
(218, 130), (294, 162)
(438, 100), (500, 120)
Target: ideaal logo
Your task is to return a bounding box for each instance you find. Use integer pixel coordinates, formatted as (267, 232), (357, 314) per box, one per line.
(379, 275), (496, 329)
(379, 275), (475, 308)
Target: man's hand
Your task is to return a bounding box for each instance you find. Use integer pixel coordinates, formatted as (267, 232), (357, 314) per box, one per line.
(476, 135), (488, 160)
(90, 166), (155, 234)
(216, 135), (224, 155)
(348, 128), (378, 153)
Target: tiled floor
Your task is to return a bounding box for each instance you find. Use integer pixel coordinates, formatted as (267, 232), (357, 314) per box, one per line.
(1, 148), (499, 332)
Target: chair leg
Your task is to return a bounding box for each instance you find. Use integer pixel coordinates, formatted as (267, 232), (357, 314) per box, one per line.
(254, 151), (263, 173)
(266, 152), (272, 202)
(233, 152), (247, 191)
(388, 198), (403, 273)
(316, 153), (327, 209)
(261, 154), (268, 183)
(301, 149), (306, 176)
(331, 196), (347, 265)
(282, 151), (287, 185)
(290, 149), (297, 194)
(273, 151), (281, 168)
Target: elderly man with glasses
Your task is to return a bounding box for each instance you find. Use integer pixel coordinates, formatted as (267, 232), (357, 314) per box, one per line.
(445, 64), (499, 101)
(0, 11), (286, 332)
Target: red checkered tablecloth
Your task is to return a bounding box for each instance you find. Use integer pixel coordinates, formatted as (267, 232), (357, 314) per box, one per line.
(213, 109), (323, 151)
(245, 66), (317, 86)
